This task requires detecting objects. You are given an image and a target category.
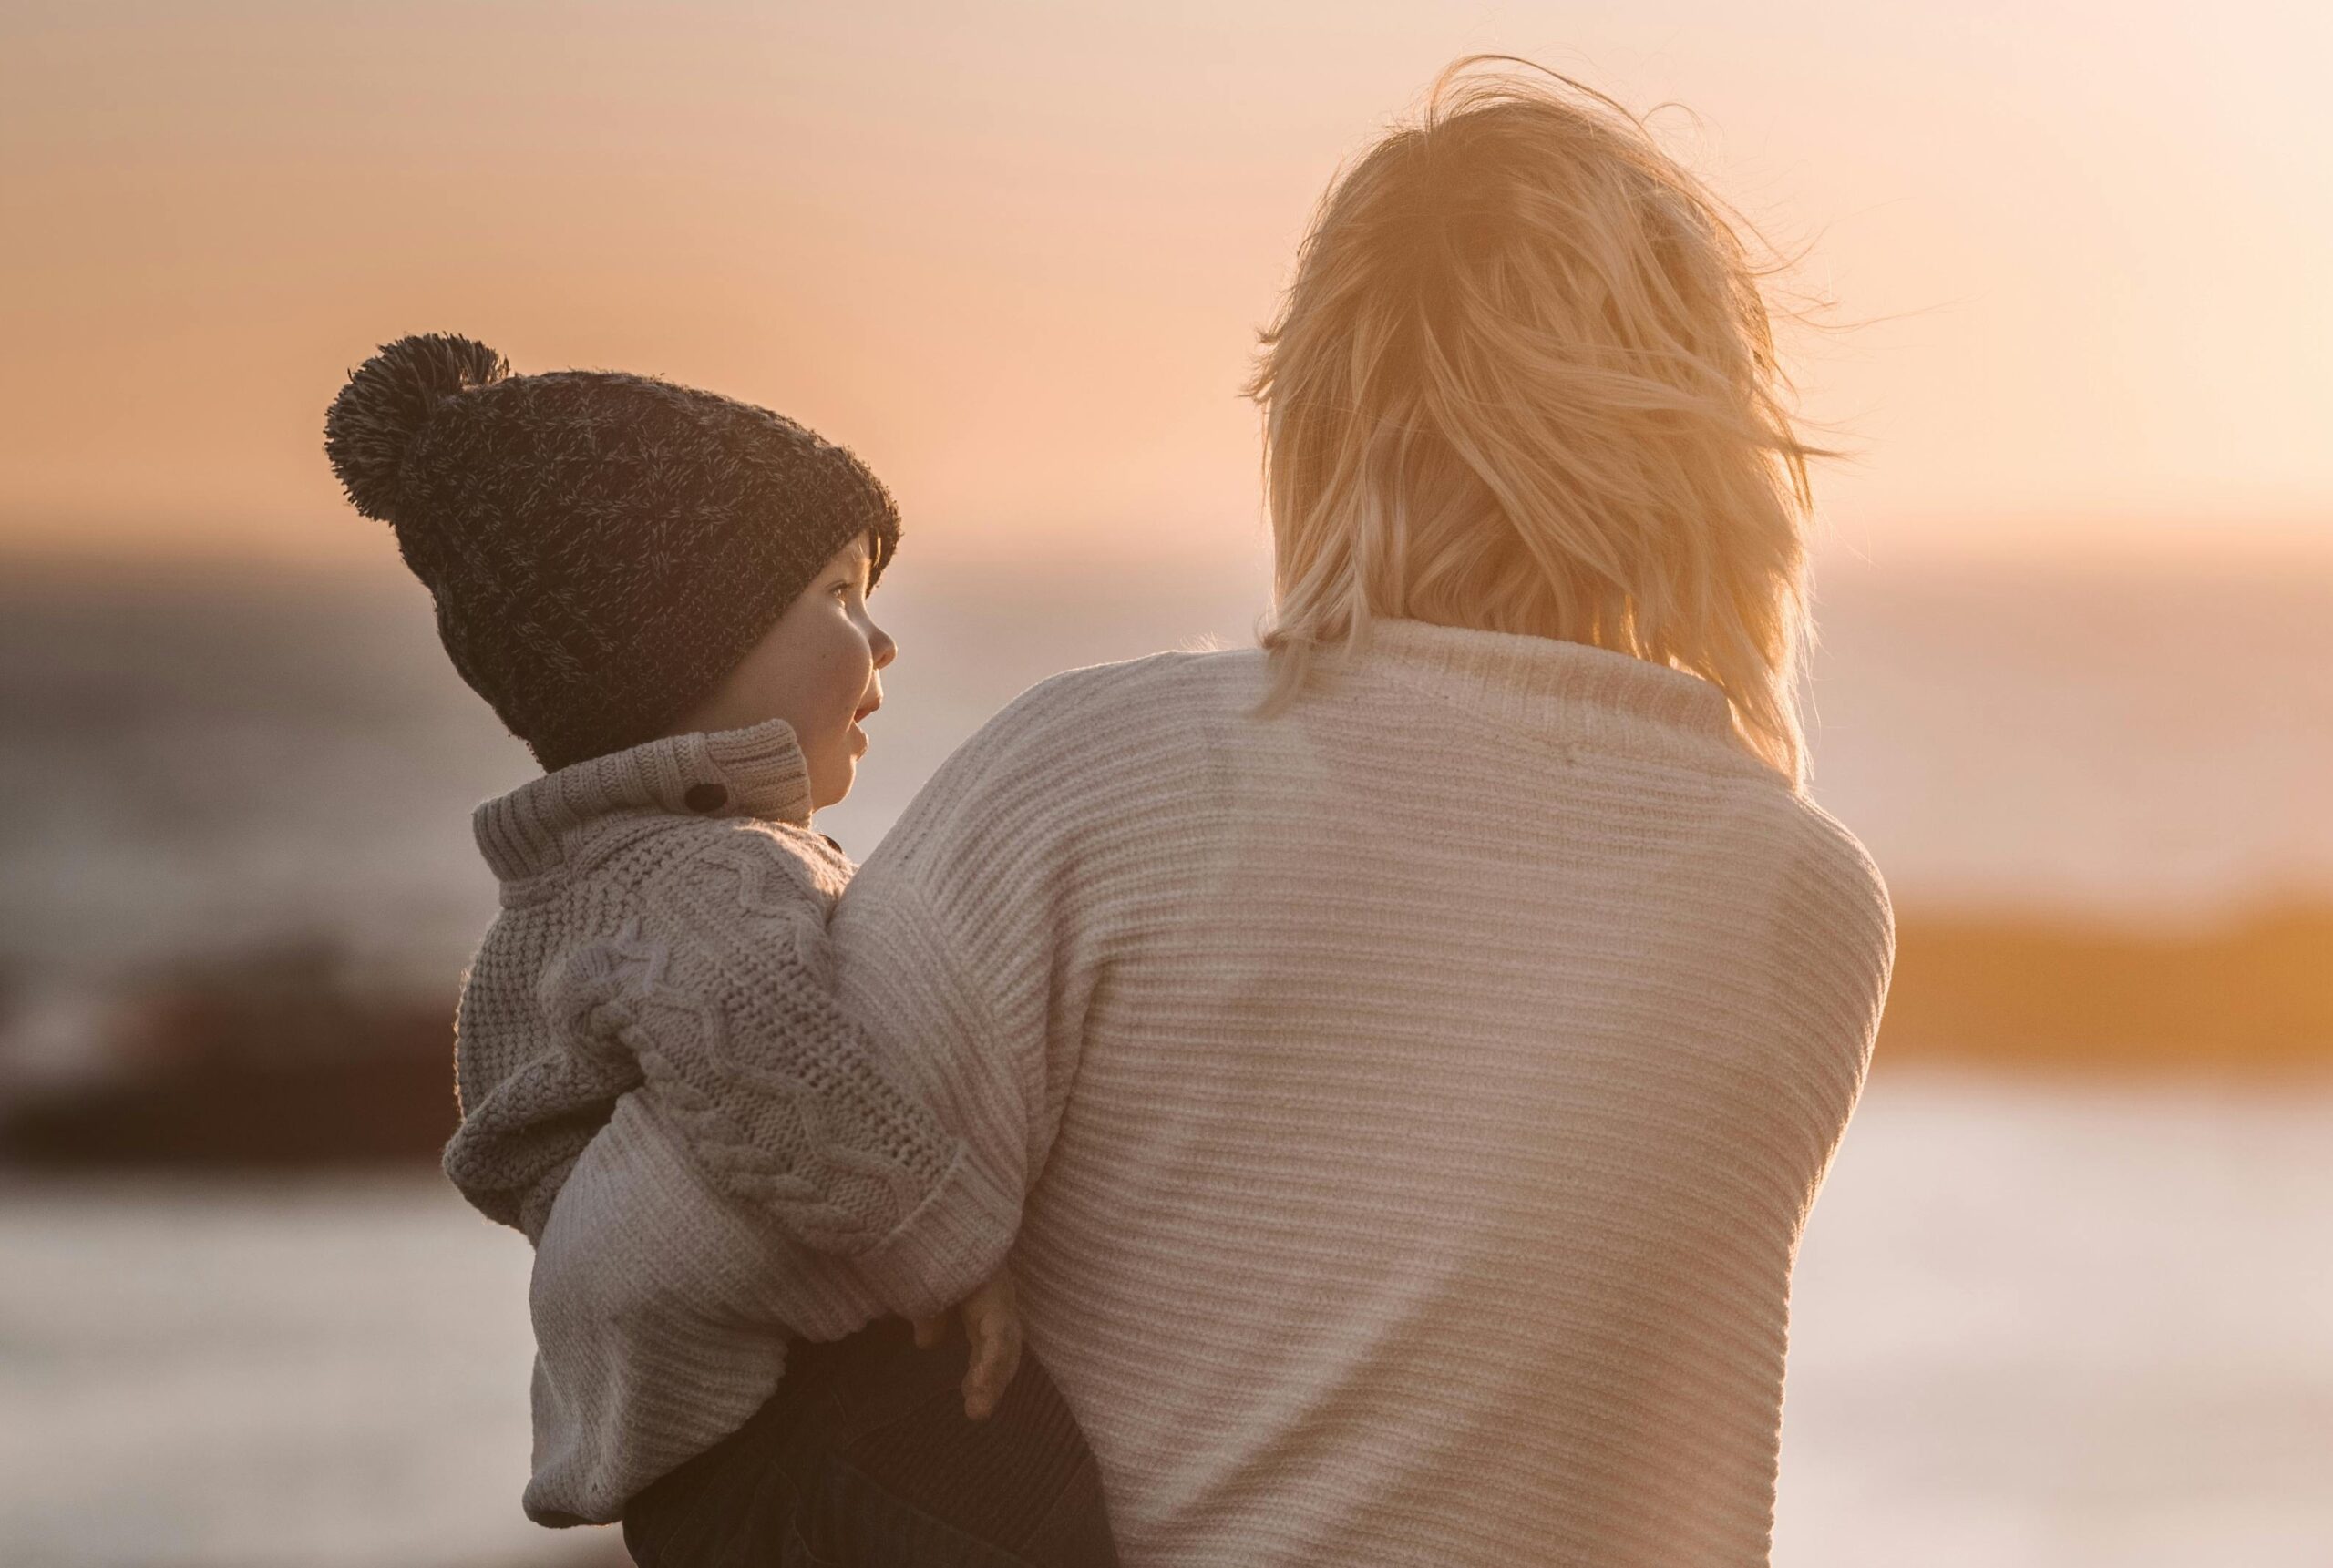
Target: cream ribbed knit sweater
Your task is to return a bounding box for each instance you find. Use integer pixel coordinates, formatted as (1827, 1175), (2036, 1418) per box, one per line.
(814, 620), (1896, 1567)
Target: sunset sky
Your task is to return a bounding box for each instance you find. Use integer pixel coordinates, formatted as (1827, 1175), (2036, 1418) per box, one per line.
(3, 0), (2327, 569)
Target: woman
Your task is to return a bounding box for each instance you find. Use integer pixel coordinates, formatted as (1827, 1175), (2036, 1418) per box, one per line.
(828, 60), (1892, 1566)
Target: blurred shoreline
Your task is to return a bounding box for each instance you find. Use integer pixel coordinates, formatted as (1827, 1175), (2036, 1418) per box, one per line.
(3, 901), (2326, 1170)
(1884, 904), (2333, 1076)
(5, 553), (2329, 1165)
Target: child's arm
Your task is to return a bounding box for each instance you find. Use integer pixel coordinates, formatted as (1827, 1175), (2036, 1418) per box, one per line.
(543, 827), (1018, 1321)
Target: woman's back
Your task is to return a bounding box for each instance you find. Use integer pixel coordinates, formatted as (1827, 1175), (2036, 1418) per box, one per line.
(820, 54), (1889, 1565)
(832, 622), (1892, 1567)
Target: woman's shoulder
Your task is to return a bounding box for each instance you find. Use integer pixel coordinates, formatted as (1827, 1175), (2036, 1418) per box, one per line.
(1744, 785), (1896, 979)
(877, 648), (1261, 866)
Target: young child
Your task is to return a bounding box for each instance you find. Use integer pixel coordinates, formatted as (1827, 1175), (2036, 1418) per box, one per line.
(324, 335), (1116, 1567)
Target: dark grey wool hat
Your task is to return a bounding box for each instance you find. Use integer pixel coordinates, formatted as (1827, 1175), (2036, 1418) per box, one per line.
(324, 333), (899, 771)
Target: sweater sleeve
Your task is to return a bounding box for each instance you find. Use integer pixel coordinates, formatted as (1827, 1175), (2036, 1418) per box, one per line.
(822, 671), (1137, 1291)
(542, 829), (1016, 1315)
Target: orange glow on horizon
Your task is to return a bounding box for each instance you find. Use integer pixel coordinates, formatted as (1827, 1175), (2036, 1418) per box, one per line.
(2, 2), (2328, 570)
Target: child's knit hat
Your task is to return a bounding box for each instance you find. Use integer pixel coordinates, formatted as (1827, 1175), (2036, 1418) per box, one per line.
(324, 333), (899, 771)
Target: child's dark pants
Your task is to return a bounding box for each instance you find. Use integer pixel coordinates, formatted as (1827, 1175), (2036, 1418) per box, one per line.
(622, 1318), (1119, 1568)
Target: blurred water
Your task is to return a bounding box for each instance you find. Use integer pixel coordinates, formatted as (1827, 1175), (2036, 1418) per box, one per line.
(1803, 558), (2333, 919)
(2, 555), (2329, 1002)
(0, 1172), (600, 1568)
(1775, 1073), (2333, 1567)
(3, 1074), (2328, 1567)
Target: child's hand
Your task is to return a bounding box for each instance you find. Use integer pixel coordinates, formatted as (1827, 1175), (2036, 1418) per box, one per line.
(911, 1268), (1022, 1421)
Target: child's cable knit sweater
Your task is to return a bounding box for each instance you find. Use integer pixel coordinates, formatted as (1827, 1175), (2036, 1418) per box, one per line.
(445, 718), (1013, 1525)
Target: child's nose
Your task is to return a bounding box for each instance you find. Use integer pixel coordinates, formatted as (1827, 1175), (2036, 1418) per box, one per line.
(868, 621), (898, 670)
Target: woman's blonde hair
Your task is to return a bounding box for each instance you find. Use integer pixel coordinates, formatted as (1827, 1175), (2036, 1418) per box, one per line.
(1249, 57), (1825, 778)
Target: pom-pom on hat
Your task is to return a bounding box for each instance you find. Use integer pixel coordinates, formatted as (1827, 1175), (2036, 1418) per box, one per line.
(324, 334), (899, 771)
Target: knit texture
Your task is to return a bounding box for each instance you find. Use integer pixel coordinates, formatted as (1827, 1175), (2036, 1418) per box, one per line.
(324, 334), (900, 770)
(801, 620), (1896, 1568)
(446, 717), (1014, 1523)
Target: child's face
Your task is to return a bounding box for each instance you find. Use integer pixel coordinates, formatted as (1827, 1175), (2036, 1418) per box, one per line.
(676, 533), (895, 811)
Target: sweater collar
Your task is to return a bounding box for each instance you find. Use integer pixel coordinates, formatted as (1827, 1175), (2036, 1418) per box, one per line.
(1353, 618), (1759, 772)
(472, 718), (814, 883)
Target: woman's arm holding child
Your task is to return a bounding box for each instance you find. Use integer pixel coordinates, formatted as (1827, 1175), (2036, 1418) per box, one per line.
(546, 827), (1021, 1322)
